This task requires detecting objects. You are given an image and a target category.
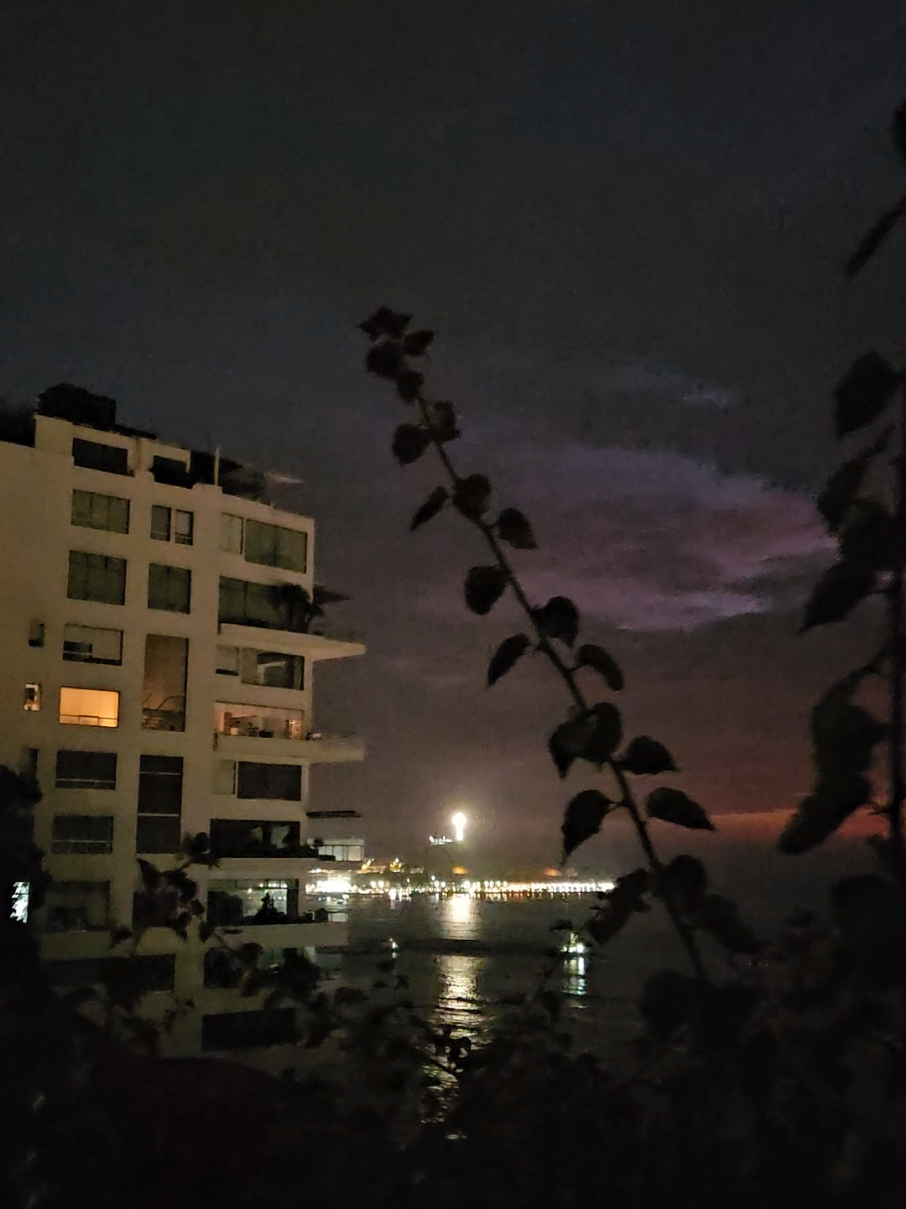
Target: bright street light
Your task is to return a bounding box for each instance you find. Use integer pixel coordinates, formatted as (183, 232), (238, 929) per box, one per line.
(451, 811), (467, 842)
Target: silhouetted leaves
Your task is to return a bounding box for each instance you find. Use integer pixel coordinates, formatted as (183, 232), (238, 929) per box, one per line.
(392, 423), (431, 465)
(647, 788), (714, 831)
(561, 789), (611, 858)
(533, 596), (580, 646)
(699, 894), (760, 954)
(575, 643), (623, 691)
(359, 307), (411, 339)
(423, 400), (459, 442)
(365, 341), (404, 381)
(586, 869), (650, 945)
(840, 499), (904, 572)
(834, 352), (901, 437)
(453, 474), (492, 520)
(549, 704), (623, 777)
(844, 196), (906, 279)
(496, 508), (537, 550)
(137, 859), (160, 894)
(778, 773), (872, 854)
(397, 369), (424, 402)
(619, 736), (677, 775)
(658, 855), (708, 914)
(811, 684), (885, 777)
(109, 925), (133, 947)
(817, 430), (891, 532)
(800, 561), (875, 632)
(487, 633), (531, 685)
(402, 329), (434, 355)
(410, 486), (449, 531)
(464, 565), (508, 615)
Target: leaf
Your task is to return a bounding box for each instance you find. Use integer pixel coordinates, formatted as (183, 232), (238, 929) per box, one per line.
(658, 855), (708, 913)
(365, 340), (403, 381)
(392, 423), (431, 465)
(533, 596), (580, 646)
(894, 100), (906, 166)
(397, 369), (424, 402)
(586, 910), (632, 947)
(548, 705), (622, 776)
(607, 868), (651, 915)
(839, 500), (904, 572)
(834, 352), (902, 438)
(198, 920), (215, 943)
(548, 715), (590, 777)
(402, 329), (434, 355)
(423, 400), (459, 442)
(778, 773), (871, 854)
(811, 690), (885, 776)
(496, 508), (537, 550)
(109, 925), (133, 947)
(844, 196), (906, 279)
(619, 736), (677, 775)
(561, 789), (611, 858)
(800, 560), (875, 633)
(359, 307), (411, 340)
(137, 859), (160, 894)
(816, 432), (891, 532)
(487, 633), (531, 686)
(453, 474), (492, 520)
(334, 986), (368, 1006)
(575, 643), (624, 691)
(647, 788), (714, 831)
(583, 703), (623, 766)
(410, 486), (449, 531)
(464, 565), (508, 615)
(698, 895), (761, 954)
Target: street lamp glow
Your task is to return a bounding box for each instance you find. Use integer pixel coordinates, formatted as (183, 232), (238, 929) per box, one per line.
(451, 811), (467, 842)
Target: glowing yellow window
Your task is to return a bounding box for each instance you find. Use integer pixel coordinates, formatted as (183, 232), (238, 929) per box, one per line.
(59, 688), (120, 728)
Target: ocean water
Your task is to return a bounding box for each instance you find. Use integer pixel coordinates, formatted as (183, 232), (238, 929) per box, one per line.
(317, 893), (688, 1064)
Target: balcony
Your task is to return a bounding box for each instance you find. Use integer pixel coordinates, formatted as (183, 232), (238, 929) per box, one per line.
(217, 621), (364, 662)
(213, 706), (364, 763)
(210, 820), (335, 864)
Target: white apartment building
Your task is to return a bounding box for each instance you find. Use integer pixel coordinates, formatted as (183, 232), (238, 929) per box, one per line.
(0, 385), (365, 1059)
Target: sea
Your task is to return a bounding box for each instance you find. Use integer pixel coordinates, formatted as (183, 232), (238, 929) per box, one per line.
(316, 892), (687, 1065)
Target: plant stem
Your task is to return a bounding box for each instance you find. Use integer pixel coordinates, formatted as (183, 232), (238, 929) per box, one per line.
(418, 398), (710, 983)
(888, 386), (906, 856)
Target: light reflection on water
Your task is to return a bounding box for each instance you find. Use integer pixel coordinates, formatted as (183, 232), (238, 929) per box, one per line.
(442, 893), (478, 939)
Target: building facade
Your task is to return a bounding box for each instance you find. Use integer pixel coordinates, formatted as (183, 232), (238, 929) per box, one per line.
(0, 388), (364, 1059)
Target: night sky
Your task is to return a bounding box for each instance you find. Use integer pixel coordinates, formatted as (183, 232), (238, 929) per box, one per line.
(3, 2), (906, 885)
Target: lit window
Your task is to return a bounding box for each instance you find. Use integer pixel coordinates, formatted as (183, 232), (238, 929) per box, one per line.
(24, 683), (41, 711)
(59, 688), (120, 728)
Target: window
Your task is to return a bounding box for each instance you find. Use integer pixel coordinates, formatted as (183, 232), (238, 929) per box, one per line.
(150, 505), (171, 541)
(201, 1008), (296, 1051)
(142, 635), (187, 731)
(215, 703), (304, 740)
(44, 955), (174, 994)
(51, 815), (114, 854)
(59, 688), (119, 728)
(236, 762), (302, 801)
(312, 839), (365, 863)
(136, 755), (183, 854)
(151, 456), (191, 487)
(207, 879), (301, 927)
(216, 645), (240, 675)
(221, 515), (307, 572)
(71, 437), (129, 475)
(151, 506), (193, 545)
(71, 490), (129, 534)
(28, 619), (45, 648)
(43, 881), (109, 932)
(218, 578), (306, 632)
(24, 683), (40, 711)
(148, 564), (191, 613)
(174, 510), (194, 545)
(55, 750), (117, 790)
(21, 748), (39, 781)
(252, 651), (304, 689)
(62, 624), (123, 665)
(67, 551), (126, 605)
